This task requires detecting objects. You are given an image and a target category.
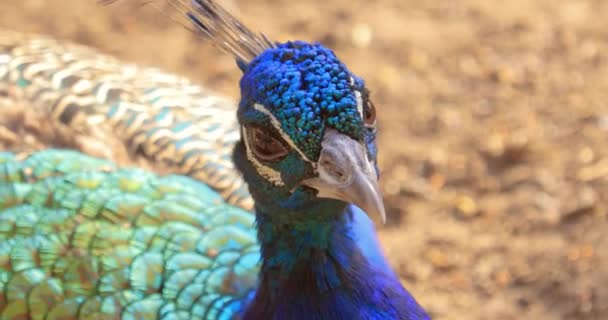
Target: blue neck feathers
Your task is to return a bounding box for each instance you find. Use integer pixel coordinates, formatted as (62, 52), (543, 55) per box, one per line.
(243, 198), (430, 320)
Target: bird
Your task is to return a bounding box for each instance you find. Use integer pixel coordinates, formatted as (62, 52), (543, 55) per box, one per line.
(0, 0), (431, 319)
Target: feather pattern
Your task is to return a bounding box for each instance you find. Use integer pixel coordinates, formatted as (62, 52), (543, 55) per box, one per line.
(0, 149), (259, 319)
(0, 30), (253, 210)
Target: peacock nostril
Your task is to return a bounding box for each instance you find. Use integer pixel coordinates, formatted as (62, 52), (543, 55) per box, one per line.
(318, 150), (350, 184)
(327, 164), (346, 180)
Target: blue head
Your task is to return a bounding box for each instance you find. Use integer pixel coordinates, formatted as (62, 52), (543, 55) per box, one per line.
(233, 41), (383, 222)
(149, 0), (384, 221)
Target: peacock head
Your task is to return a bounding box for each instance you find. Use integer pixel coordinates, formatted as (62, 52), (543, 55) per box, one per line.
(233, 41), (385, 223)
(120, 0), (386, 221)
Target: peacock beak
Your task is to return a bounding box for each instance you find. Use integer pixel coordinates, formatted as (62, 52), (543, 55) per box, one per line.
(301, 129), (386, 224)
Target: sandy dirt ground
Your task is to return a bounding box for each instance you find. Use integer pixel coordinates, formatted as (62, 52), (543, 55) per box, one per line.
(1, 0), (607, 319)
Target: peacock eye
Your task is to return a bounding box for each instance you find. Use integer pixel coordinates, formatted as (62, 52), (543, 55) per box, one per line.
(364, 100), (377, 126)
(246, 125), (290, 162)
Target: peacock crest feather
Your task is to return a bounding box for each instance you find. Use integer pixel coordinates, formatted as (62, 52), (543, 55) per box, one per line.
(99, 0), (274, 65)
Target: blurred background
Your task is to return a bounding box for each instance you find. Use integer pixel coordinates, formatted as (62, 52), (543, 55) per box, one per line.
(1, 0), (607, 319)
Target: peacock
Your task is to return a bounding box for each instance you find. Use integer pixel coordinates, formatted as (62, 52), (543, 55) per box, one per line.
(0, 0), (430, 319)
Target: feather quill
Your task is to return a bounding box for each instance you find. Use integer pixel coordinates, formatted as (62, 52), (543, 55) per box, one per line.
(98, 0), (274, 64)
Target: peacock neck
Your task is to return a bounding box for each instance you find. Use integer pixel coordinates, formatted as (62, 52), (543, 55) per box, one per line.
(256, 199), (352, 292)
(243, 198), (430, 320)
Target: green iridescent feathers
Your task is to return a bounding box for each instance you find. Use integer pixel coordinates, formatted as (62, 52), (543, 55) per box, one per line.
(0, 150), (259, 319)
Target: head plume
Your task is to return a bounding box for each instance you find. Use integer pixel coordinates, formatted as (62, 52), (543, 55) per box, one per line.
(98, 0), (275, 66)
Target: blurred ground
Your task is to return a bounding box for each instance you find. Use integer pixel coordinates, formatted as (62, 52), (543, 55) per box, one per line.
(1, 0), (608, 319)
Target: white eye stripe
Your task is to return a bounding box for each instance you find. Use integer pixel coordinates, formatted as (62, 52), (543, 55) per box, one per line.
(354, 89), (364, 121)
(241, 126), (285, 186)
(252, 103), (314, 164)
(350, 77), (375, 128)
